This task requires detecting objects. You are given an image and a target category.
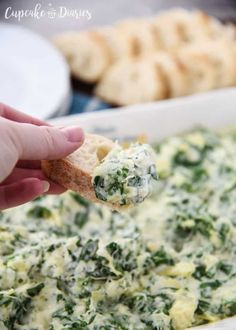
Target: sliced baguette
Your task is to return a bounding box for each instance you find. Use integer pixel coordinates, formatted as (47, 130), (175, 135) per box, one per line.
(41, 133), (115, 205)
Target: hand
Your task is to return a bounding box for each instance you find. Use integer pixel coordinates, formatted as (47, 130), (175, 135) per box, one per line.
(0, 103), (84, 210)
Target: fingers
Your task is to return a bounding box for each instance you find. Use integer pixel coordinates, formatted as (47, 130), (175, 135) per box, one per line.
(2, 168), (65, 194)
(17, 160), (41, 169)
(2, 118), (84, 161)
(0, 178), (49, 210)
(2, 168), (43, 184)
(0, 103), (48, 126)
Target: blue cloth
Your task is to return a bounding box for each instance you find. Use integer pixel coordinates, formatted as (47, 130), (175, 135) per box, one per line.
(69, 92), (111, 115)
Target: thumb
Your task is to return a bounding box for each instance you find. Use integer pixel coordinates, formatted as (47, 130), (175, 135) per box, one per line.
(9, 120), (84, 160)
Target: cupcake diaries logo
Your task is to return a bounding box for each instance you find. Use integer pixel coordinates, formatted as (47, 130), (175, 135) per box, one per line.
(4, 3), (92, 21)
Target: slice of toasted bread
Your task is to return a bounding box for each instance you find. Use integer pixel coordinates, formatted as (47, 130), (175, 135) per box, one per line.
(41, 133), (115, 205)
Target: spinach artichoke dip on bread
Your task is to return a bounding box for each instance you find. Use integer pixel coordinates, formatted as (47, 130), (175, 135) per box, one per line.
(92, 144), (158, 206)
(42, 135), (157, 208)
(1, 128), (236, 329)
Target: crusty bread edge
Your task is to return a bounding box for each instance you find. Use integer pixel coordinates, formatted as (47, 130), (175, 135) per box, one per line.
(41, 158), (98, 203)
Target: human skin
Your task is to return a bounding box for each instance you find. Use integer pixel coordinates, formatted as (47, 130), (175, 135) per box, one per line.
(0, 103), (84, 210)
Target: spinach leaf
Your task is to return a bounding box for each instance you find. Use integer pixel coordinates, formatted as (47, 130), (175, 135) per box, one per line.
(27, 206), (52, 219)
(145, 247), (174, 269)
(2, 295), (32, 329)
(220, 300), (236, 317)
(80, 239), (98, 261)
(27, 283), (45, 297)
(70, 192), (90, 208)
(74, 210), (89, 229)
(196, 299), (210, 314)
(106, 242), (137, 272)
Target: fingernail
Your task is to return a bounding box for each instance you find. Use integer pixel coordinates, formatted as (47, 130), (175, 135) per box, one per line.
(41, 181), (50, 193)
(61, 126), (84, 143)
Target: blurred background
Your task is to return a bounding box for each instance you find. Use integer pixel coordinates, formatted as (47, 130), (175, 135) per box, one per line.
(1, 0), (236, 35)
(1, 0), (236, 119)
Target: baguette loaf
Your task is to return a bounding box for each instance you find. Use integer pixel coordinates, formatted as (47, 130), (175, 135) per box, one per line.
(42, 134), (115, 205)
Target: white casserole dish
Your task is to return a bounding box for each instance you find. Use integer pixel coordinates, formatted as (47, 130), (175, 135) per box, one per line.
(50, 87), (236, 330)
